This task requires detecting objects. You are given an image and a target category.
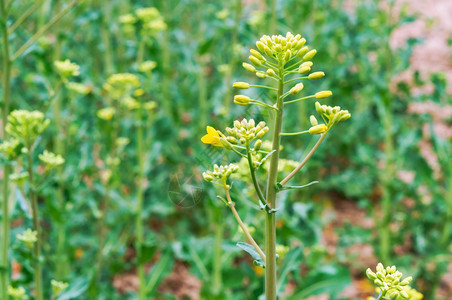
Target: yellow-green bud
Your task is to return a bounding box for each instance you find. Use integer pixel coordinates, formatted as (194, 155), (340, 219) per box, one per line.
(233, 82), (250, 89)
(256, 41), (266, 53)
(250, 49), (265, 61)
(366, 268), (377, 280)
(340, 112), (351, 122)
(298, 66), (311, 74)
(400, 290), (409, 299)
(315, 90), (333, 99)
(219, 138), (232, 150)
(308, 71), (325, 80)
(243, 62), (256, 73)
(284, 50), (291, 62)
(203, 172), (214, 182)
(315, 101), (325, 114)
(289, 83), (304, 95)
(249, 55), (262, 67)
(266, 68), (276, 77)
(310, 115), (318, 126)
(301, 61), (313, 68)
(256, 71), (267, 78)
(303, 49), (317, 61)
(234, 95), (251, 106)
(227, 136), (238, 144)
(296, 46), (308, 57)
(263, 45), (273, 56)
(294, 38), (306, 50)
(254, 139), (262, 151)
(309, 124), (327, 135)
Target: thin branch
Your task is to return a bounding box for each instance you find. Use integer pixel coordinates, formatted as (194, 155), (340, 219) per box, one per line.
(250, 84), (278, 92)
(12, 0), (78, 60)
(245, 142), (267, 206)
(224, 188), (266, 262)
(280, 130), (309, 136)
(8, 0), (44, 34)
(284, 76), (307, 85)
(284, 95), (316, 105)
(279, 133), (327, 186)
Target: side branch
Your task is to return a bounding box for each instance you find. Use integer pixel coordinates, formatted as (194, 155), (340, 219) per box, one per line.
(279, 133), (327, 186)
(224, 188), (266, 262)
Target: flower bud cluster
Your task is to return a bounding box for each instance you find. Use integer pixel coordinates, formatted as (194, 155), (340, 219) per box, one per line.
(203, 164), (239, 183)
(54, 59), (80, 78)
(254, 32), (311, 64)
(6, 110), (50, 146)
(225, 119), (269, 144)
(16, 228), (38, 249)
(39, 150), (65, 169)
(8, 286), (27, 300)
(315, 101), (351, 127)
(366, 263), (413, 299)
(0, 139), (20, 160)
(51, 280), (69, 297)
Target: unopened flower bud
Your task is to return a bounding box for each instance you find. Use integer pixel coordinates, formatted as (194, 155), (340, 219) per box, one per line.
(340, 112), (351, 122)
(256, 41), (266, 53)
(308, 71), (325, 80)
(310, 115), (318, 126)
(219, 138), (232, 150)
(256, 71), (267, 78)
(301, 61), (313, 68)
(294, 38), (306, 50)
(227, 136), (238, 144)
(315, 90), (333, 99)
(366, 268), (377, 280)
(254, 139), (262, 151)
(266, 68), (276, 76)
(400, 290), (409, 299)
(203, 172), (214, 182)
(233, 82), (250, 89)
(263, 45), (273, 56)
(303, 49), (317, 61)
(315, 101), (325, 114)
(249, 55), (262, 67)
(234, 95), (251, 106)
(296, 46), (308, 57)
(289, 83), (304, 95)
(250, 49), (265, 61)
(243, 62), (256, 72)
(309, 124), (327, 135)
(240, 137), (246, 144)
(298, 66), (311, 74)
(284, 50), (291, 62)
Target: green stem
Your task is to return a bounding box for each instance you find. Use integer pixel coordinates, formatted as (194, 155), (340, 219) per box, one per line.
(264, 64), (284, 300)
(11, 0), (78, 60)
(135, 100), (146, 300)
(441, 165), (452, 247)
(250, 85), (278, 91)
(283, 77), (308, 85)
(28, 148), (43, 300)
(161, 0), (173, 120)
(100, 0), (113, 74)
(283, 95), (315, 105)
(279, 133), (327, 186)
(280, 130), (308, 136)
(211, 210), (224, 295)
(8, 0), (43, 34)
(224, 188), (265, 261)
(0, 0), (11, 296)
(245, 142), (267, 205)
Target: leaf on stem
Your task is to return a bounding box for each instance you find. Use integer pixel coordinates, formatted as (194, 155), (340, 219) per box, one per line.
(275, 181), (319, 192)
(237, 242), (265, 267)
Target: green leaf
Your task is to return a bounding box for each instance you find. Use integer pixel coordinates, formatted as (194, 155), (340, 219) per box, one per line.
(276, 181), (319, 192)
(56, 278), (89, 300)
(237, 242), (261, 261)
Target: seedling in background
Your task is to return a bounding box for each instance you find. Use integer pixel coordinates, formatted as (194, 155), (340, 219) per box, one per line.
(201, 32), (350, 299)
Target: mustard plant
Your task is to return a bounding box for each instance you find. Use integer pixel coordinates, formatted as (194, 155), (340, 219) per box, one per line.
(366, 263), (423, 300)
(201, 33), (350, 299)
(0, 110), (63, 300)
(0, 2), (78, 298)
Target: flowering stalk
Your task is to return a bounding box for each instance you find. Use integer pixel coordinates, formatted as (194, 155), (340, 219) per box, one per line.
(0, 0), (11, 298)
(201, 33), (350, 299)
(27, 145), (43, 300)
(135, 94), (146, 300)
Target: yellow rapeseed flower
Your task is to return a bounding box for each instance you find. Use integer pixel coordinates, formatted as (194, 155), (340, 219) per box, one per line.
(201, 126), (223, 147)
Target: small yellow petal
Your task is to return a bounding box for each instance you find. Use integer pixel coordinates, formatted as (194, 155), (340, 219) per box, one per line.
(201, 134), (214, 144)
(206, 126), (219, 137)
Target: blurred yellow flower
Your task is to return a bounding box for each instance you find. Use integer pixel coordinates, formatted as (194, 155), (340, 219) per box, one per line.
(201, 126), (223, 147)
